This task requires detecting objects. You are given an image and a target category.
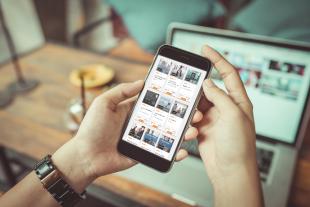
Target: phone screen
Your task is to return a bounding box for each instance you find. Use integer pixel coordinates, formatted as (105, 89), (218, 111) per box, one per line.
(121, 55), (207, 161)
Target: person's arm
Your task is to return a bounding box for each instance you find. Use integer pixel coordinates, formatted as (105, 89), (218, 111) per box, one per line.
(0, 46), (263, 207)
(0, 138), (92, 207)
(191, 46), (264, 207)
(0, 80), (200, 207)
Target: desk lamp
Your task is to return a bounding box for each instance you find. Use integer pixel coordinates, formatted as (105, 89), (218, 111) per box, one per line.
(0, 1), (39, 95)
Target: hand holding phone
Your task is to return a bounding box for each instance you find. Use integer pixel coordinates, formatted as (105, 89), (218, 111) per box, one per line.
(118, 45), (211, 172)
(62, 78), (202, 193)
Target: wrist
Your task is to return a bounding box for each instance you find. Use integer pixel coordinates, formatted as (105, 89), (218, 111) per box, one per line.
(211, 161), (256, 187)
(52, 138), (95, 193)
(211, 162), (263, 207)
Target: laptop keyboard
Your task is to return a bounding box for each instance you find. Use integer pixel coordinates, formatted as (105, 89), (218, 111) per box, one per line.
(256, 147), (274, 182)
(182, 140), (275, 182)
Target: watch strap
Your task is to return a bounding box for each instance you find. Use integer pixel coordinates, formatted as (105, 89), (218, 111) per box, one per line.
(34, 155), (86, 207)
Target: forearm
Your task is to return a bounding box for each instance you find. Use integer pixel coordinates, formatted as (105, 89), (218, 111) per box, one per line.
(0, 138), (94, 207)
(0, 171), (59, 207)
(212, 162), (264, 207)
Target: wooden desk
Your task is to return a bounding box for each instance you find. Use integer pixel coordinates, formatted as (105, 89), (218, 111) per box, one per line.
(0, 43), (309, 207)
(0, 43), (189, 207)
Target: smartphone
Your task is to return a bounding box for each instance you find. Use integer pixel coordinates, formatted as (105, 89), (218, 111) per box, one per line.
(117, 45), (211, 172)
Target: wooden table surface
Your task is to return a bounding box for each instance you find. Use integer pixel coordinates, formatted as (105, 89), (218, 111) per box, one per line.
(0, 43), (309, 207)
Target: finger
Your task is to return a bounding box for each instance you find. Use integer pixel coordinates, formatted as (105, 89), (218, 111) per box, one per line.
(197, 93), (213, 113)
(175, 149), (188, 161)
(192, 110), (203, 123)
(184, 127), (198, 141)
(103, 80), (144, 110)
(121, 94), (139, 107)
(202, 45), (253, 120)
(202, 79), (239, 115)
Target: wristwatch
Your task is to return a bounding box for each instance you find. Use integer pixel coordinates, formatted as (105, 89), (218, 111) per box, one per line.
(34, 155), (86, 207)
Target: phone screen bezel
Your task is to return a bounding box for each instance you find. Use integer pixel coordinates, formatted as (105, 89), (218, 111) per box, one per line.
(117, 45), (211, 172)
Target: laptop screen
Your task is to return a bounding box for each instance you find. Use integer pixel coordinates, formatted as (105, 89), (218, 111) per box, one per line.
(170, 28), (310, 144)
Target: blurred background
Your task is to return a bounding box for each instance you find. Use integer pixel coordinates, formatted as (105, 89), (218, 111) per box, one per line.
(0, 0), (309, 207)
(1, 0), (310, 63)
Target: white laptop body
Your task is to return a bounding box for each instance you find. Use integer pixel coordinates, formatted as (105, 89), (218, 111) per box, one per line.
(116, 23), (310, 207)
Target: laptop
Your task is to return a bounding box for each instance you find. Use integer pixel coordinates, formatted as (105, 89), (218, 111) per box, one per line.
(115, 23), (310, 207)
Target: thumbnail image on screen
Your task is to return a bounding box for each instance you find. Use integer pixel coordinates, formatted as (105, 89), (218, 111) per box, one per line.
(157, 135), (175, 153)
(143, 128), (160, 146)
(185, 69), (201, 84)
(157, 59), (171, 75)
(128, 122), (146, 140)
(171, 101), (188, 118)
(142, 90), (159, 107)
(156, 96), (173, 113)
(170, 65), (187, 80)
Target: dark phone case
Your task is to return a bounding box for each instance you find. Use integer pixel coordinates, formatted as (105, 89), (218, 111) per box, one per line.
(117, 44), (211, 172)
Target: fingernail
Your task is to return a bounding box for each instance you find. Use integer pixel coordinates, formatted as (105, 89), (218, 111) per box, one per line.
(201, 45), (212, 54)
(204, 79), (215, 88)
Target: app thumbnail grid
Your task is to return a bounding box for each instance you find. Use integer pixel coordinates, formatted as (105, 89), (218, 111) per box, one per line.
(124, 56), (205, 159)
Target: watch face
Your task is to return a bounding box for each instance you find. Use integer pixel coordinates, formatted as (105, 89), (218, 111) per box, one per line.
(37, 164), (52, 178)
(35, 156), (85, 206)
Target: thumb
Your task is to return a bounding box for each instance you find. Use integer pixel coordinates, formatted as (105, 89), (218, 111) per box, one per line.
(103, 80), (144, 108)
(202, 79), (237, 114)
